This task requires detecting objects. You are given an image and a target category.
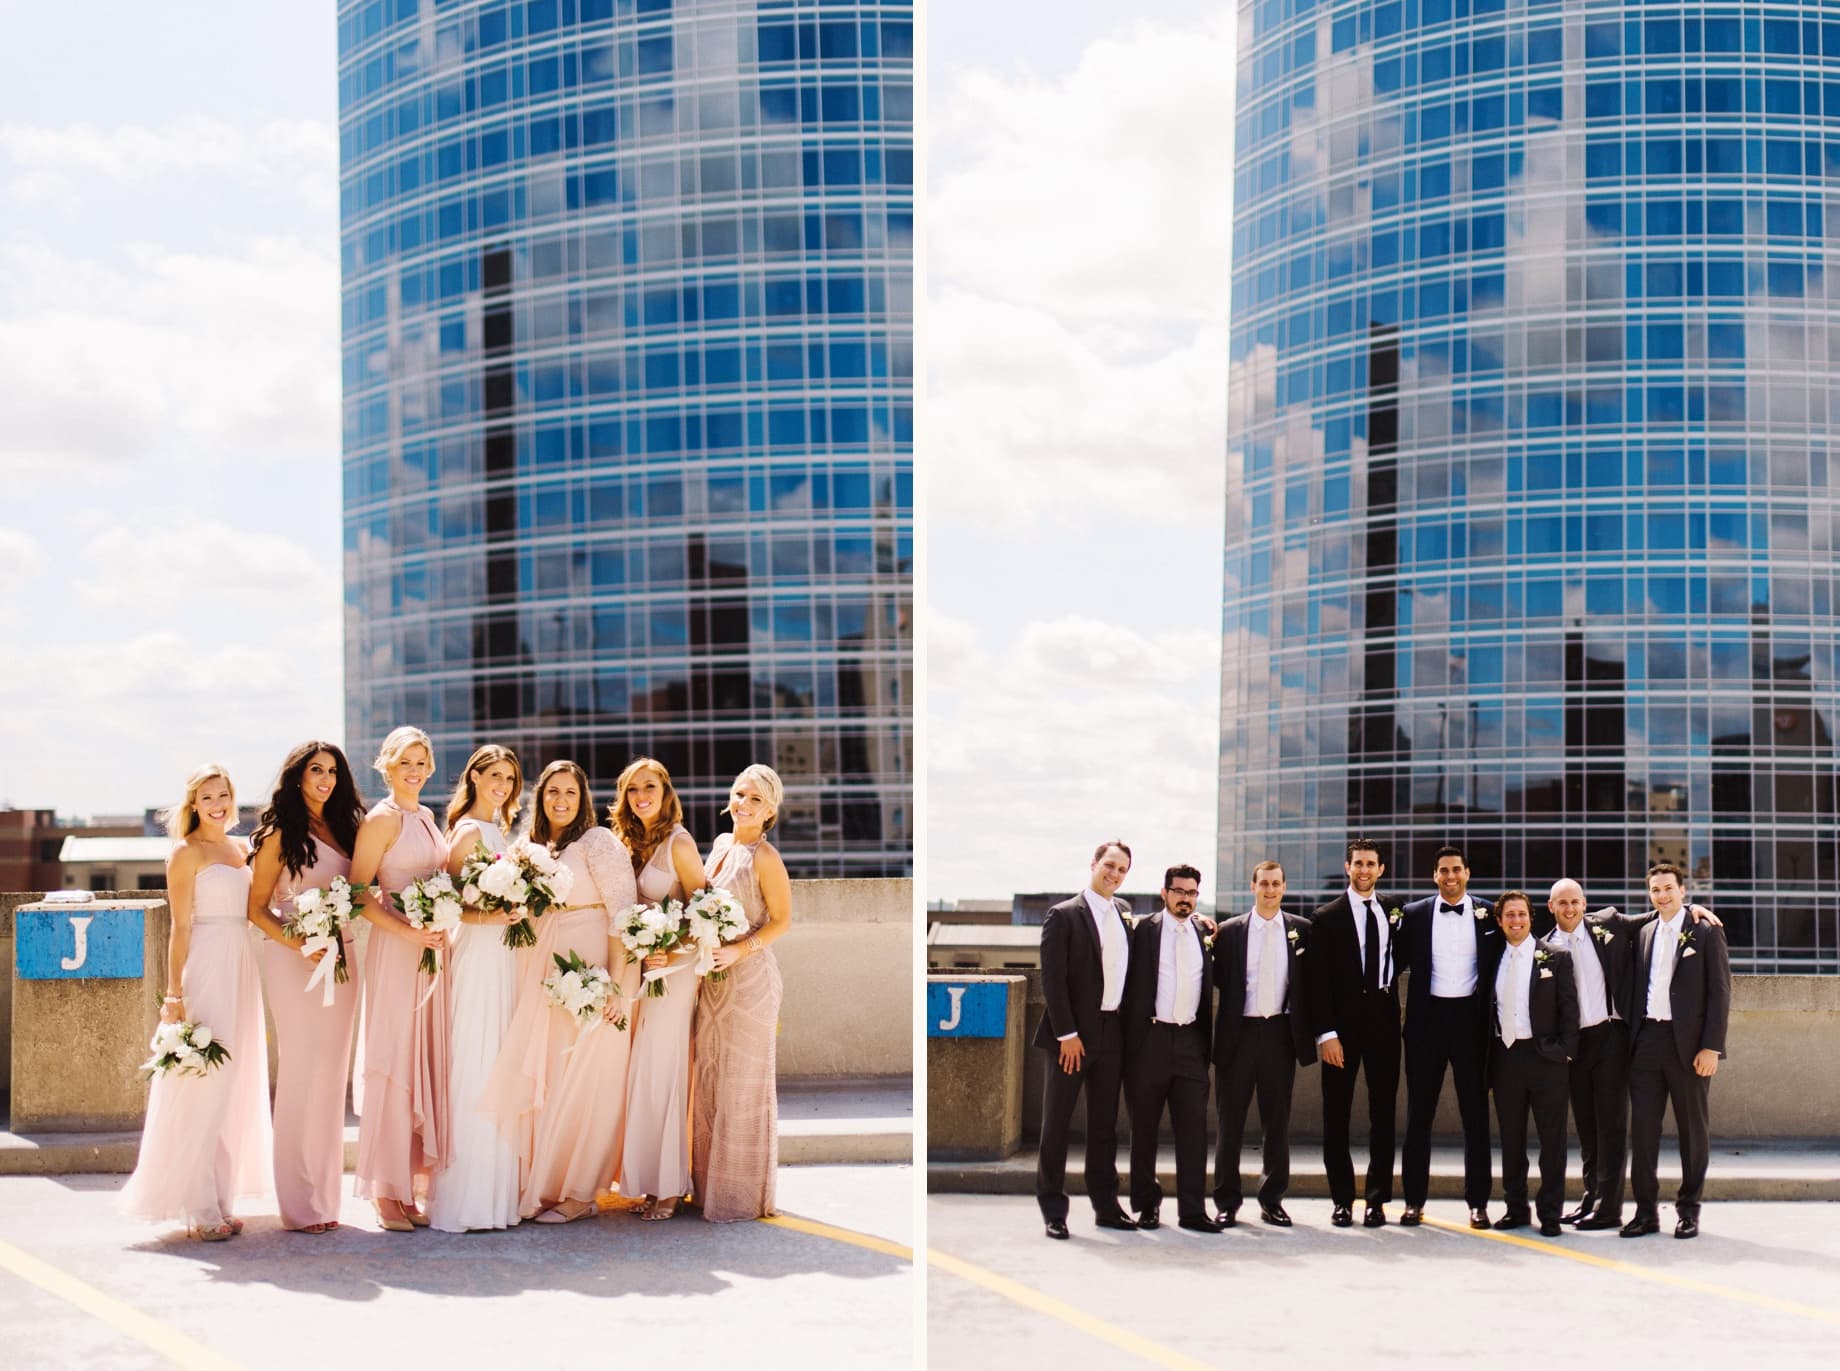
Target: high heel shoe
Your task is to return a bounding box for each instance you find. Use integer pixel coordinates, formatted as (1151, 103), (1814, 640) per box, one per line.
(189, 1222), (235, 1242)
(640, 1196), (680, 1222)
(374, 1203), (414, 1233)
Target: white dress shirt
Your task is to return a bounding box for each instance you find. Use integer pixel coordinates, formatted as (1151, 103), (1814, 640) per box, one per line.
(1546, 924), (1611, 1027)
(1154, 914), (1204, 1025)
(1646, 911), (1685, 1020)
(1243, 910), (1290, 1017)
(1495, 939), (1535, 1043)
(1429, 892), (1479, 998)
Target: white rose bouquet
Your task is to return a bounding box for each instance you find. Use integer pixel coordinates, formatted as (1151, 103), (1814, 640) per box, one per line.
(397, 871), (464, 975)
(685, 885), (751, 982)
(459, 838), (574, 948)
(542, 949), (626, 1032)
(284, 875), (365, 1005)
(616, 896), (689, 997)
(140, 1020), (230, 1077)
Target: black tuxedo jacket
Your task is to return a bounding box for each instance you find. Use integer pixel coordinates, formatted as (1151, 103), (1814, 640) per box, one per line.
(1120, 912), (1214, 1061)
(1211, 912), (1315, 1066)
(1629, 916), (1732, 1066)
(1396, 894), (1502, 1028)
(1305, 891), (1399, 1040)
(1486, 943), (1580, 1066)
(1033, 891), (1131, 1050)
(1540, 910), (1653, 1023)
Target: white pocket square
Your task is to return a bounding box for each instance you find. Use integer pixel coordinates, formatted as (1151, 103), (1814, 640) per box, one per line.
(1683, 947), (1697, 958)
(1538, 967), (1553, 979)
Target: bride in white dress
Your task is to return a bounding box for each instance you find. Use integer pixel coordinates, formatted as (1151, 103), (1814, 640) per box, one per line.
(426, 744), (524, 1233)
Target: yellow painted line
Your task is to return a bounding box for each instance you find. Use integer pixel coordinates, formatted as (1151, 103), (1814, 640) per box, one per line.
(762, 1212), (913, 1261)
(0, 1236), (246, 1371)
(928, 1248), (1217, 1371)
(1422, 1215), (1840, 1327)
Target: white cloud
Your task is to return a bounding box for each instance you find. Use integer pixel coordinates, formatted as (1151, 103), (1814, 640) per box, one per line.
(73, 513), (340, 612)
(0, 234), (338, 479)
(0, 528), (44, 586)
(0, 116), (338, 212)
(928, 610), (1222, 901)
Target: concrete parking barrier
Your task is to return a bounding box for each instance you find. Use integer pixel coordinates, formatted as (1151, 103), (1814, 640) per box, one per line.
(927, 975), (1023, 1160)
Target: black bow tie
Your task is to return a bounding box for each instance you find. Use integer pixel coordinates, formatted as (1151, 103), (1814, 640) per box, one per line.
(1439, 902), (1464, 915)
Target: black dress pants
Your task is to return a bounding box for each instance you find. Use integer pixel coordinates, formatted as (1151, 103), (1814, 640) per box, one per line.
(1213, 1014), (1298, 1212)
(1402, 994), (1492, 1209)
(1568, 1019), (1630, 1217)
(1319, 991), (1400, 1208)
(1492, 1039), (1569, 1223)
(1036, 1012), (1125, 1222)
(1126, 1021), (1210, 1220)
(1629, 1019), (1712, 1221)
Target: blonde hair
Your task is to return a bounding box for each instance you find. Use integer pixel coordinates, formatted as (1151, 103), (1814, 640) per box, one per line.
(609, 756), (685, 867)
(374, 725), (435, 779)
(728, 763), (784, 832)
(164, 764), (235, 840)
(446, 743), (524, 833)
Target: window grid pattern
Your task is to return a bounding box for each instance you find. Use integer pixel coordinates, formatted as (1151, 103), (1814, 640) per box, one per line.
(1221, 0), (1840, 970)
(339, 0), (913, 875)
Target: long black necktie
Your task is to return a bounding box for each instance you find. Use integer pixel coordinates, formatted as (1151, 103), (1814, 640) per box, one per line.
(1364, 900), (1381, 990)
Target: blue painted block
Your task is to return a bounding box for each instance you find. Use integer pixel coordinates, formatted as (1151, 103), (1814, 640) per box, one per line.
(16, 906), (147, 980)
(927, 981), (1009, 1038)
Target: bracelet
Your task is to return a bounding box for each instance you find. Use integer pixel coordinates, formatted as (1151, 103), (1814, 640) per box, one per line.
(163, 995), (183, 1004)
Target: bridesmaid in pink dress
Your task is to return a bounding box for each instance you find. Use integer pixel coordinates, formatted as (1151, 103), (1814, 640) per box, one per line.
(614, 757), (708, 1222)
(247, 742), (367, 1234)
(349, 726), (451, 1232)
(519, 761), (643, 1222)
(691, 764), (792, 1223)
(121, 765), (273, 1239)
(490, 761), (626, 1189)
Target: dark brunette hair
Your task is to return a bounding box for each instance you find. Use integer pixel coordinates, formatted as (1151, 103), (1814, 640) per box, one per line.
(1646, 862), (1687, 886)
(529, 760), (597, 853)
(1345, 837), (1383, 862)
(1162, 864), (1202, 889)
(1092, 839), (1132, 865)
(1494, 889), (1533, 920)
(249, 742), (366, 879)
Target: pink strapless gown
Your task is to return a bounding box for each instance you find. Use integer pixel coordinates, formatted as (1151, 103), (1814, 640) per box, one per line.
(619, 825), (698, 1200)
(353, 799), (451, 1204)
(257, 837), (359, 1229)
(121, 862), (274, 1228)
(519, 826), (643, 1214)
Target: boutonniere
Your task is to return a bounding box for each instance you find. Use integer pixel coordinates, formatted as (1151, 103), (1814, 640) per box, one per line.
(1591, 925), (1613, 944)
(1677, 927), (1694, 947)
(1474, 908), (1489, 921)
(1534, 947), (1551, 964)
(1387, 906), (1403, 927)
(1204, 934), (1216, 951)
(1287, 928), (1300, 945)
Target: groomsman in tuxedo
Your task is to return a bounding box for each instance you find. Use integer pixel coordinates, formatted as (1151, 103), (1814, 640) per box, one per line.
(1121, 865), (1221, 1233)
(1033, 840), (1137, 1238)
(1487, 890), (1580, 1236)
(1624, 863), (1731, 1240)
(1211, 860), (1315, 1227)
(1306, 838), (1401, 1228)
(1394, 845), (1500, 1230)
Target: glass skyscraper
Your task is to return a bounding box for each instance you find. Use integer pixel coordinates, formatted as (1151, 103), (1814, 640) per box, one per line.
(1221, 0), (1839, 969)
(338, 0), (913, 875)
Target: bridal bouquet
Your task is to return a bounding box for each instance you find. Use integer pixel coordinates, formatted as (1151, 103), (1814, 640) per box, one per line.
(459, 839), (574, 949)
(616, 896), (689, 997)
(397, 871), (464, 975)
(284, 875), (364, 1005)
(141, 1021), (230, 1077)
(685, 886), (750, 983)
(542, 949), (626, 1032)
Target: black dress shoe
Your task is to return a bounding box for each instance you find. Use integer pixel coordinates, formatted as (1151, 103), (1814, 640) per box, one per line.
(1674, 1216), (1699, 1240)
(1094, 1210), (1139, 1231)
(1331, 1205), (1354, 1228)
(1363, 1206), (1386, 1228)
(1136, 1208), (1160, 1231)
(1258, 1203), (1292, 1227)
(1215, 1208), (1238, 1228)
(1561, 1203), (1594, 1225)
(1468, 1207), (1491, 1230)
(1178, 1214), (1224, 1234)
(1398, 1206), (1423, 1227)
(1539, 1219), (1563, 1237)
(1493, 1211), (1531, 1230)
(1620, 1214), (1661, 1238)
(1576, 1211), (1624, 1231)
(1044, 1219), (1070, 1240)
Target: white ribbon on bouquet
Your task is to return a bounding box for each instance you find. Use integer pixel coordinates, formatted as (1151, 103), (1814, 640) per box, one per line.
(300, 930), (343, 1008)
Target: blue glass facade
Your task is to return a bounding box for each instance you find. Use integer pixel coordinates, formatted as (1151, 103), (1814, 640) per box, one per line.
(1221, 0), (1840, 969)
(338, 0), (913, 875)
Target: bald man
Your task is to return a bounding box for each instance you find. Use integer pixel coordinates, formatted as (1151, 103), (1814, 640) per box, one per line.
(1539, 879), (1717, 1229)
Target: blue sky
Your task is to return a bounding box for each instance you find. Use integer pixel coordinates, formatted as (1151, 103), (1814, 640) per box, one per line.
(0, 3), (343, 817)
(925, 0), (1237, 902)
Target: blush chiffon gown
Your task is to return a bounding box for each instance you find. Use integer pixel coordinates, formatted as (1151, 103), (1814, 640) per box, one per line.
(619, 825), (699, 1204)
(121, 861), (274, 1230)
